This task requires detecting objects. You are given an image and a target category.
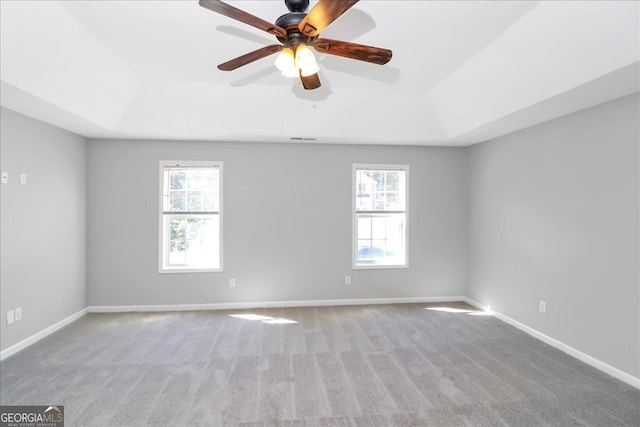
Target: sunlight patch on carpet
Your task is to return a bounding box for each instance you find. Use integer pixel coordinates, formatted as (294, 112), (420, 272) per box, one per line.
(230, 313), (298, 324)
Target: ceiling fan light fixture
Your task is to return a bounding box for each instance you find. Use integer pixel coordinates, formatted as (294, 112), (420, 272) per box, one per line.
(201, 0), (392, 91)
(295, 44), (319, 77)
(275, 47), (298, 77)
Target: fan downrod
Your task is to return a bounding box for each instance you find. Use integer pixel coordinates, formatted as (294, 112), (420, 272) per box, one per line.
(285, 0), (309, 13)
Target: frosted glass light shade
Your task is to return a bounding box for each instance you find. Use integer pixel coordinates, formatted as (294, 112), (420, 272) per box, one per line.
(275, 48), (298, 77)
(295, 45), (319, 77)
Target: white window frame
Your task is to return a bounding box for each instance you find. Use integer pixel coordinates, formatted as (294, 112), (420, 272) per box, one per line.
(352, 164), (409, 269)
(159, 160), (223, 273)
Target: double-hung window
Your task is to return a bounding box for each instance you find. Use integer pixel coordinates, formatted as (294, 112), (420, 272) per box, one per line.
(353, 164), (408, 268)
(160, 161), (222, 272)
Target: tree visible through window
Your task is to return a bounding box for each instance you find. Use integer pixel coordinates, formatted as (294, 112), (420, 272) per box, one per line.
(354, 165), (408, 268)
(160, 162), (222, 271)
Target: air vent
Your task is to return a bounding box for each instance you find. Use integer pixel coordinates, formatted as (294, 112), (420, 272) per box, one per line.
(290, 137), (317, 141)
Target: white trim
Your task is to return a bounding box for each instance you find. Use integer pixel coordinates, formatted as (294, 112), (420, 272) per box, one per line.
(88, 296), (465, 313)
(352, 264), (409, 270)
(352, 164), (409, 269)
(158, 160), (224, 273)
(463, 297), (640, 390)
(0, 308), (88, 361)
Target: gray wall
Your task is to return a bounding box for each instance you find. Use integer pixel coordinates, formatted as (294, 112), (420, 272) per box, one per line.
(3, 93), (638, 381)
(0, 108), (87, 352)
(87, 141), (468, 306)
(467, 93), (640, 378)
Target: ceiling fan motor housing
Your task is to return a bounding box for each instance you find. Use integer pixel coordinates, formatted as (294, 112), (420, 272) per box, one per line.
(275, 12), (312, 46)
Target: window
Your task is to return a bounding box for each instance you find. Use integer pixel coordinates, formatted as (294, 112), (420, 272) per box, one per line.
(353, 164), (408, 268)
(160, 161), (222, 272)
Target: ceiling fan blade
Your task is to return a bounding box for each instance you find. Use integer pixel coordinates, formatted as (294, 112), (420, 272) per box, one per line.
(300, 72), (321, 90)
(313, 38), (392, 65)
(298, 0), (359, 37)
(218, 44), (283, 71)
(199, 0), (287, 39)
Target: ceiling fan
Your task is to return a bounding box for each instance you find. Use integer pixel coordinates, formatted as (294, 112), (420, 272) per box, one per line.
(199, 0), (392, 90)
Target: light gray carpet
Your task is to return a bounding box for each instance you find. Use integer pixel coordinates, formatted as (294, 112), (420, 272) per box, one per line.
(1, 302), (638, 426)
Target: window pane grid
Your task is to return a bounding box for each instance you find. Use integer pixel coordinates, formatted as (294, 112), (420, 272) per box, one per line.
(163, 167), (219, 213)
(355, 169), (406, 212)
(356, 213), (405, 264)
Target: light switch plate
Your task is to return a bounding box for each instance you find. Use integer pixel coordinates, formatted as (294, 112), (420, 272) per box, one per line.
(7, 310), (15, 325)
(1, 171), (8, 184)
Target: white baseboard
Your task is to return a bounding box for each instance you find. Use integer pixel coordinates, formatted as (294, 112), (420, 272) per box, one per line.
(0, 308), (88, 361)
(463, 297), (640, 390)
(87, 295), (465, 313)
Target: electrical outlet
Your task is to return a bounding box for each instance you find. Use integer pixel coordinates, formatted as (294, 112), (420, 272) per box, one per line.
(539, 300), (547, 314)
(344, 275), (351, 285)
(229, 278), (236, 288)
(15, 307), (22, 321)
(7, 310), (15, 325)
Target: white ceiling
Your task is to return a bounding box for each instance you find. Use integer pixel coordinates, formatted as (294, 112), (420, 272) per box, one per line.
(1, 0), (638, 146)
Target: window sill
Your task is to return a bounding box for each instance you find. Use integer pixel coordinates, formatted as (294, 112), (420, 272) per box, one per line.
(352, 264), (408, 270)
(159, 268), (223, 274)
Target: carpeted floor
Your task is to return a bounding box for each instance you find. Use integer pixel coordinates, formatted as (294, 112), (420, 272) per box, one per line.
(1, 302), (638, 426)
